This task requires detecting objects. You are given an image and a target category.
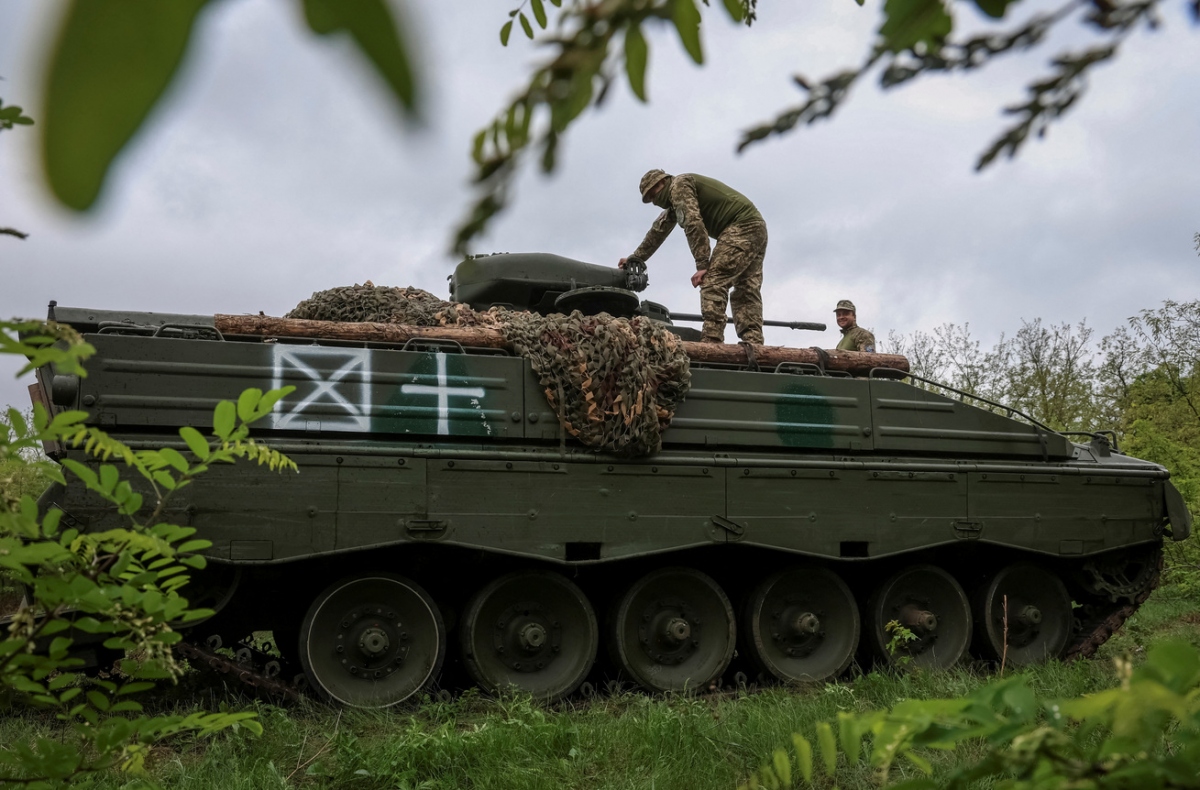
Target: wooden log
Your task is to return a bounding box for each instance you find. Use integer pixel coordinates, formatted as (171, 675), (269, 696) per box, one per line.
(217, 314), (510, 350)
(214, 314), (910, 375)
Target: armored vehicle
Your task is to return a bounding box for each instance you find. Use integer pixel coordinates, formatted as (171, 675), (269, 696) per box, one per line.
(31, 253), (1192, 707)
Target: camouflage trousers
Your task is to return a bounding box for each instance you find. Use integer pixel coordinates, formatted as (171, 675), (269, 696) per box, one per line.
(699, 220), (767, 344)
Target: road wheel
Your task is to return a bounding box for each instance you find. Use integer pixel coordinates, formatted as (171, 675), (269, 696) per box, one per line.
(612, 567), (735, 693)
(460, 570), (598, 702)
(869, 565), (972, 669)
(744, 567), (859, 683)
(299, 573), (445, 707)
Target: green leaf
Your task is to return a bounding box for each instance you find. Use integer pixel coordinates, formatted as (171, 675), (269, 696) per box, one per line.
(839, 714), (861, 766)
(176, 425), (210, 461)
(254, 386), (294, 421)
(519, 12), (534, 39)
(301, 0), (418, 115)
(99, 463), (119, 494)
(42, 0), (212, 210)
(531, 0), (548, 28)
(624, 24), (649, 102)
(816, 721), (837, 775)
(792, 734), (813, 783)
(61, 458), (99, 491)
(903, 751), (934, 775)
(236, 388), (262, 423)
(671, 0), (704, 64)
(6, 406), (28, 437)
(159, 447), (189, 474)
(878, 0), (953, 53)
(721, 0), (747, 20)
(117, 681), (156, 695)
(500, 20), (513, 46)
(119, 492), (144, 516)
(972, 0), (1018, 19)
(43, 509), (63, 537)
(213, 401), (236, 441)
(86, 690), (111, 711)
(771, 749), (791, 787)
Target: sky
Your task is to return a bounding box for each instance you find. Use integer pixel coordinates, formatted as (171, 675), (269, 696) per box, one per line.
(2, 0), (1198, 412)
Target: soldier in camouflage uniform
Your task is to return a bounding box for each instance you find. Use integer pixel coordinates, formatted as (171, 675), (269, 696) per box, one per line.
(620, 169), (768, 344)
(834, 299), (876, 352)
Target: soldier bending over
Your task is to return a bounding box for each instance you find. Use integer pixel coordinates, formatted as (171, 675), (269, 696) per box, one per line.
(620, 169), (768, 344)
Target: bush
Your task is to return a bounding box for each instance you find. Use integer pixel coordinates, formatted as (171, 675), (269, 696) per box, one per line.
(742, 641), (1200, 789)
(0, 318), (295, 785)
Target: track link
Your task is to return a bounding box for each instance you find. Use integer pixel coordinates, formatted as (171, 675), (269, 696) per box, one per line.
(1065, 545), (1164, 662)
(175, 639), (303, 702)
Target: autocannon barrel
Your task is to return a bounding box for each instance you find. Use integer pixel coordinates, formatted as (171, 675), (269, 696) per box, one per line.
(668, 312), (826, 332)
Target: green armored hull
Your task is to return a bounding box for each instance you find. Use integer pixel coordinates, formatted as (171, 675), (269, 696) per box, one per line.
(31, 256), (1193, 706)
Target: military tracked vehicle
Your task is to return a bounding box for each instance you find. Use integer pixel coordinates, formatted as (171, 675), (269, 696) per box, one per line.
(30, 252), (1192, 707)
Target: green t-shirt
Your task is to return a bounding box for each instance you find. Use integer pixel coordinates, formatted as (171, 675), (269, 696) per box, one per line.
(684, 174), (763, 239)
(837, 325), (876, 352)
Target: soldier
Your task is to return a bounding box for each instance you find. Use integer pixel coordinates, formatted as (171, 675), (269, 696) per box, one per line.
(620, 169), (768, 344)
(834, 300), (876, 352)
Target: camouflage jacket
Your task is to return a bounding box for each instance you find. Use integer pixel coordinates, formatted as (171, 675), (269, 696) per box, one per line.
(837, 325), (876, 353)
(632, 174), (763, 270)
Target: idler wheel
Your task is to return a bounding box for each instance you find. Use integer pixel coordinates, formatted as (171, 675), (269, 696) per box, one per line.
(976, 563), (1072, 666)
(612, 567), (735, 693)
(869, 564), (972, 669)
(744, 567), (860, 683)
(460, 571), (598, 702)
(299, 573), (445, 707)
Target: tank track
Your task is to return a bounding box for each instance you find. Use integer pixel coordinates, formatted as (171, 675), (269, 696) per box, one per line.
(176, 545), (1166, 702)
(1064, 544), (1164, 662)
(175, 637), (303, 702)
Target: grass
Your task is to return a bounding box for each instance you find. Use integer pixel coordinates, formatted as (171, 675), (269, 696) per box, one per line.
(2, 588), (1193, 790)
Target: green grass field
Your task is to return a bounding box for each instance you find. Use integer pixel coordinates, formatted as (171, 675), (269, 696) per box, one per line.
(4, 587), (1196, 790)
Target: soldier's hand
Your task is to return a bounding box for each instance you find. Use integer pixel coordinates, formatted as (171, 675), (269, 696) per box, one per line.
(618, 257), (627, 270)
(690, 269), (707, 288)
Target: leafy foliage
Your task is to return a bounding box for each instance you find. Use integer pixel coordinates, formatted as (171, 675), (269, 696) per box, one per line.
(18, 0), (1192, 251)
(457, 0), (1185, 252)
(0, 319), (296, 786)
(0, 98), (34, 131)
(40, 0), (417, 211)
(884, 620), (918, 666)
(1, 95), (34, 241)
(457, 0), (757, 254)
(740, 0), (1166, 170)
(741, 640), (1200, 790)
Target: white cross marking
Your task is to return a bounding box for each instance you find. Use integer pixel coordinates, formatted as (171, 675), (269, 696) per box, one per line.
(400, 353), (486, 435)
(270, 347), (371, 431)
(286, 354), (363, 416)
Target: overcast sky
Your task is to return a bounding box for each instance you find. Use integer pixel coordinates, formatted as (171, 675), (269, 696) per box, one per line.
(2, 0), (1198, 412)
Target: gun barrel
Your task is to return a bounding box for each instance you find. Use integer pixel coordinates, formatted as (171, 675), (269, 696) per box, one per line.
(669, 313), (826, 332)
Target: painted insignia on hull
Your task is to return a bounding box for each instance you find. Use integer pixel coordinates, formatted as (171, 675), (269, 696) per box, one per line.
(268, 346), (495, 437)
(400, 353), (486, 435)
(269, 346), (372, 432)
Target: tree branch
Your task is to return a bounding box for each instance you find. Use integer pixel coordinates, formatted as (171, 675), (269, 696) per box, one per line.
(0, 227), (29, 240)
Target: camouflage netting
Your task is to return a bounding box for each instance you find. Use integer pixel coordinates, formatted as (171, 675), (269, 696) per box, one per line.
(286, 283), (489, 326)
(287, 284), (691, 456)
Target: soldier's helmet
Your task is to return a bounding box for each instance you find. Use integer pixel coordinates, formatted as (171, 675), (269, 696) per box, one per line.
(639, 169), (670, 203)
(834, 299), (856, 313)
